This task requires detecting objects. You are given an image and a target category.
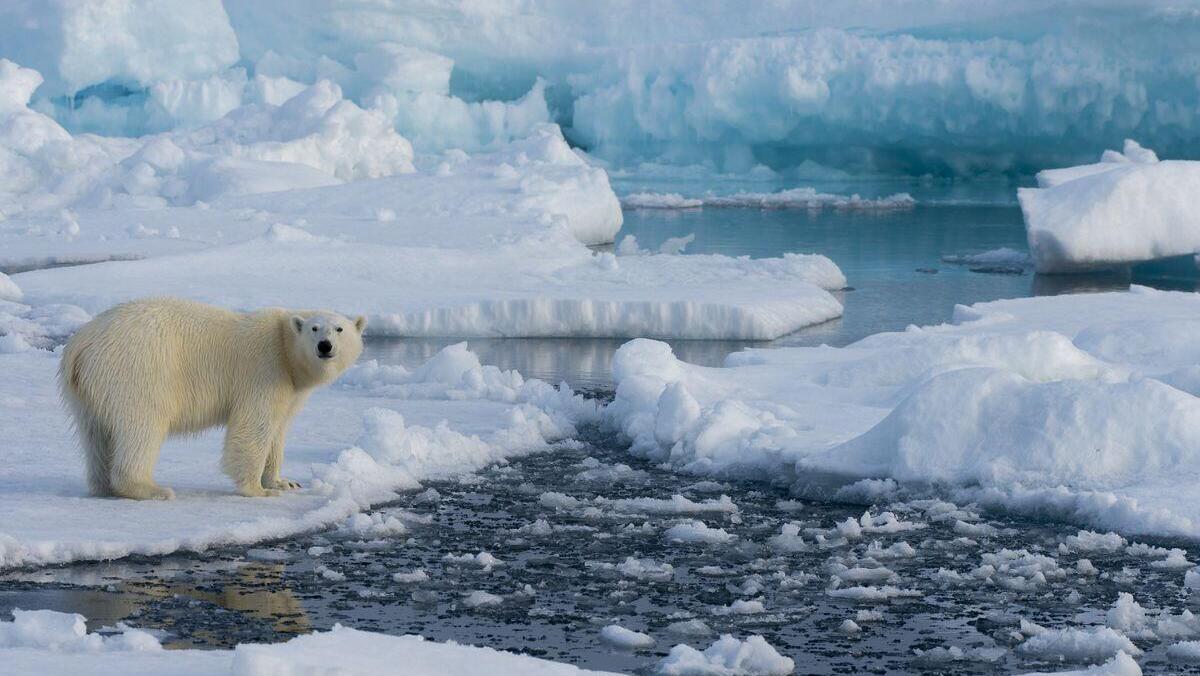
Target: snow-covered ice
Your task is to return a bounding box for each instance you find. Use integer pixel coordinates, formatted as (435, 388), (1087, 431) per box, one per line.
(605, 286), (1200, 539)
(657, 634), (794, 676)
(1020, 141), (1200, 273)
(0, 609), (618, 675)
(0, 341), (597, 568)
(1, 58), (846, 341)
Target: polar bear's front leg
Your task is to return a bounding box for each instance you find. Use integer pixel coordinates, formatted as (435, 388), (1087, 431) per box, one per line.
(261, 431), (302, 491)
(222, 403), (279, 497)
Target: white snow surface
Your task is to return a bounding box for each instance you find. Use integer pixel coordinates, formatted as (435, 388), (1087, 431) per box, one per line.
(657, 634), (794, 676)
(0, 609), (618, 675)
(0, 340), (598, 569)
(605, 286), (1200, 539)
(1020, 140), (1200, 273)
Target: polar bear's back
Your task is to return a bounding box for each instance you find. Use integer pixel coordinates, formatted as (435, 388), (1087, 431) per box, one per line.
(61, 298), (280, 436)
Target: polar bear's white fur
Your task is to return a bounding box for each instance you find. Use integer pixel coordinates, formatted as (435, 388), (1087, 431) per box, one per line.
(60, 297), (365, 500)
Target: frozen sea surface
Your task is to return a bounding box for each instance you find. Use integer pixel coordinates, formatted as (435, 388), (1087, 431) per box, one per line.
(3, 426), (1199, 674)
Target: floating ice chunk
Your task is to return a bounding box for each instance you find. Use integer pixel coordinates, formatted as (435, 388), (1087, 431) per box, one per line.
(1062, 531), (1128, 553)
(622, 189), (914, 211)
(666, 620), (713, 637)
(837, 619), (861, 635)
(443, 551), (502, 571)
(941, 247), (1032, 271)
(825, 585), (921, 602)
(767, 524), (808, 553)
(622, 193), (703, 209)
(657, 634), (794, 676)
(587, 557), (675, 582)
(0, 609), (161, 653)
(855, 610), (882, 623)
(461, 590), (503, 608)
(392, 569), (429, 584)
(600, 624), (655, 650)
(315, 565), (345, 582)
(659, 234), (696, 255)
(1017, 625), (1141, 661)
(1020, 141), (1200, 273)
(664, 520), (736, 545)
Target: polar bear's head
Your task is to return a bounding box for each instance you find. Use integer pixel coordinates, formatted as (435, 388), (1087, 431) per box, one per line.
(288, 311), (367, 384)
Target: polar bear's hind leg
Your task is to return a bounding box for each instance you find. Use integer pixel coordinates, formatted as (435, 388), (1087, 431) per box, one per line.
(109, 421), (174, 501)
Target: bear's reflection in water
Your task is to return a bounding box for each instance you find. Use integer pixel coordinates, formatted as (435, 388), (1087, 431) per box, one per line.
(0, 558), (310, 648)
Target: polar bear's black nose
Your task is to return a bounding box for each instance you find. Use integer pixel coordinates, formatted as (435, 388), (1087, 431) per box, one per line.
(317, 339), (333, 356)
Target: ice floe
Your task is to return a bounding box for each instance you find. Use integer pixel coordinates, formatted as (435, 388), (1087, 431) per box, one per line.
(605, 286), (1200, 539)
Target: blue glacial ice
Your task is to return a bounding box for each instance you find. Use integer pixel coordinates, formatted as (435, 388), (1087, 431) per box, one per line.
(2, 1), (1198, 177)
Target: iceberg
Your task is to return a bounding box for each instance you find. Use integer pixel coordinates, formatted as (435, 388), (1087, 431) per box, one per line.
(1020, 140), (1200, 273)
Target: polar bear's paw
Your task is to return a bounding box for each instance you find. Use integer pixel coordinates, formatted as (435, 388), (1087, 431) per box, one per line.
(266, 477), (303, 491)
(113, 482), (175, 501)
(238, 483), (281, 498)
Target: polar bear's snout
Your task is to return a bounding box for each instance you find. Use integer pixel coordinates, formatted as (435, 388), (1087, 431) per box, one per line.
(317, 339), (333, 358)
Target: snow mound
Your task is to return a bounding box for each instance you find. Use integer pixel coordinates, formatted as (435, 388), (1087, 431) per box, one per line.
(605, 287), (1200, 539)
(1020, 140), (1200, 273)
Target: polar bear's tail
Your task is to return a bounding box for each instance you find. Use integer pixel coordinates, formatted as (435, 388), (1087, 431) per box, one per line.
(59, 339), (113, 496)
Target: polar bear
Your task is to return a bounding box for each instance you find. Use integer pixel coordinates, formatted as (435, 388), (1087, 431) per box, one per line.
(59, 297), (366, 500)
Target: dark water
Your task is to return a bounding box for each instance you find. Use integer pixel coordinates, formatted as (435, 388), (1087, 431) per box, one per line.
(5, 428), (1200, 674)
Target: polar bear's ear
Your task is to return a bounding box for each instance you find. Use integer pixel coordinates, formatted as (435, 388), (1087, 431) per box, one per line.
(354, 316), (368, 333)
(291, 315), (306, 333)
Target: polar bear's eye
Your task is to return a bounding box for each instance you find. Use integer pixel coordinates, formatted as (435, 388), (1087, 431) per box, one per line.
(336, 327), (343, 333)
(312, 326), (318, 332)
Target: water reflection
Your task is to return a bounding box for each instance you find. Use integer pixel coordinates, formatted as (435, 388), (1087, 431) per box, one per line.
(364, 207), (1198, 389)
(0, 558), (310, 648)
(362, 335), (760, 390)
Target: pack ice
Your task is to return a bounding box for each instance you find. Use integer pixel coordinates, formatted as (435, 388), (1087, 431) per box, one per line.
(0, 59), (845, 341)
(606, 286), (1200, 539)
(1020, 140), (1200, 273)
